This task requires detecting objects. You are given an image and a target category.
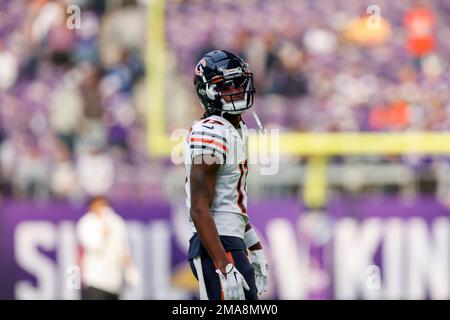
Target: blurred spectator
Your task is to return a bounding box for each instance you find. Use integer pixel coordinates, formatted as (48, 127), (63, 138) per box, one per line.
(267, 42), (308, 97)
(369, 100), (410, 130)
(77, 147), (114, 197)
(13, 144), (50, 200)
(0, 41), (18, 90)
(28, 0), (66, 46)
(81, 65), (104, 120)
(48, 70), (83, 152)
(50, 142), (79, 199)
(77, 196), (139, 300)
(99, 0), (146, 67)
(303, 27), (337, 56)
(345, 13), (392, 46)
(403, 5), (436, 59)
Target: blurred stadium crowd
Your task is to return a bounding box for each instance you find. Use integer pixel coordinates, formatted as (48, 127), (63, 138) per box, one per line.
(168, 0), (450, 131)
(0, 0), (153, 202)
(1, 0), (450, 203)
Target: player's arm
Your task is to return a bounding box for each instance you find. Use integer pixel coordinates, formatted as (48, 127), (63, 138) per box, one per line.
(245, 222), (269, 295)
(189, 154), (230, 273)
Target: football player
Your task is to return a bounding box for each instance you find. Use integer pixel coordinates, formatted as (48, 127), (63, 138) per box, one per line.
(185, 50), (269, 300)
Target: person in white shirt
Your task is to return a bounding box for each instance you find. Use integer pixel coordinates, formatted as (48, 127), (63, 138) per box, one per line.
(77, 196), (139, 300)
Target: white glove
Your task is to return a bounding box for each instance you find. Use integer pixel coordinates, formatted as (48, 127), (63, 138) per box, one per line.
(249, 249), (269, 295)
(215, 263), (250, 300)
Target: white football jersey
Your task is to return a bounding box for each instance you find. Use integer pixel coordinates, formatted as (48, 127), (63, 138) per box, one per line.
(184, 115), (249, 238)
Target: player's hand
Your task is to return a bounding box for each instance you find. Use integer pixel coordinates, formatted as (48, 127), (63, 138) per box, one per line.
(249, 249), (269, 295)
(215, 263), (249, 300)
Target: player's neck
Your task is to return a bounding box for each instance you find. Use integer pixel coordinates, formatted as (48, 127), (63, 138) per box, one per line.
(222, 113), (242, 129)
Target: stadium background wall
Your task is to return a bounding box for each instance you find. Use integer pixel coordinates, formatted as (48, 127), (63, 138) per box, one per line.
(0, 198), (448, 300)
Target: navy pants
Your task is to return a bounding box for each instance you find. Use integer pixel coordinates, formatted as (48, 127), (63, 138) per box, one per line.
(189, 250), (258, 300)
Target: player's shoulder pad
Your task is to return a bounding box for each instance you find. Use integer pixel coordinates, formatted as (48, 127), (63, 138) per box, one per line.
(190, 117), (229, 140)
(189, 118), (230, 157)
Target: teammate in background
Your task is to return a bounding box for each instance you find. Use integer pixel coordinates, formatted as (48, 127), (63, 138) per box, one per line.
(185, 50), (269, 300)
(76, 196), (139, 300)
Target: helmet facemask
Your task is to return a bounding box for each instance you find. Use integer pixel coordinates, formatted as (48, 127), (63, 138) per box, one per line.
(216, 74), (255, 115)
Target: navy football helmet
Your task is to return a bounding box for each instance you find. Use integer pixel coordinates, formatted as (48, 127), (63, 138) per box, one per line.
(193, 50), (255, 116)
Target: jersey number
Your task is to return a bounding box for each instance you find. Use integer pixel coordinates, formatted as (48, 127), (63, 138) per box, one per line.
(237, 160), (248, 214)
